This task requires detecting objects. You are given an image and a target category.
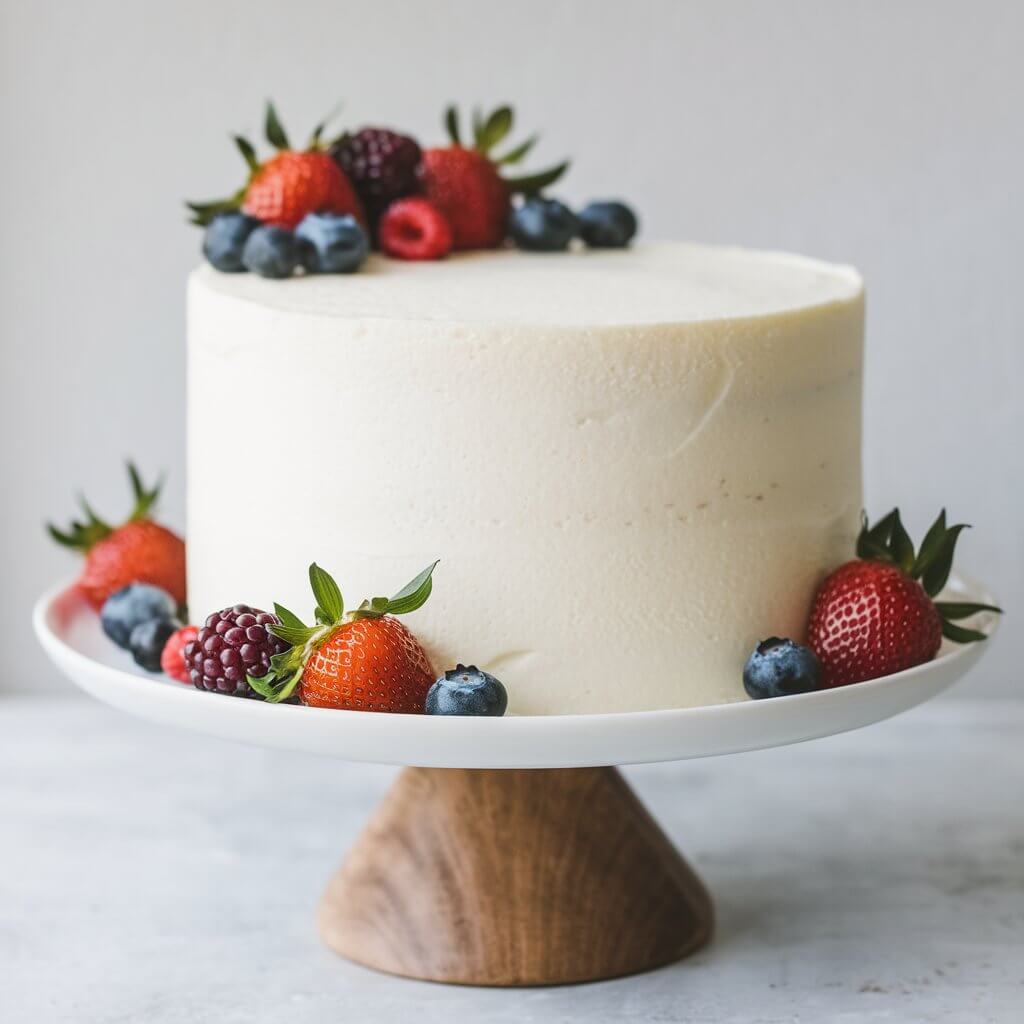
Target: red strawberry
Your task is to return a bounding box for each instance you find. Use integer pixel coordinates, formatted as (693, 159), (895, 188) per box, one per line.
(187, 102), (363, 231)
(416, 105), (569, 251)
(161, 624), (199, 684)
(808, 509), (1000, 687)
(247, 562), (438, 714)
(49, 464), (186, 611)
(299, 616), (433, 712)
(379, 198), (452, 260)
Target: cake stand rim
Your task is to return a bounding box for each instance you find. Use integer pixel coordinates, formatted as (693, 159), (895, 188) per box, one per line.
(32, 573), (1000, 768)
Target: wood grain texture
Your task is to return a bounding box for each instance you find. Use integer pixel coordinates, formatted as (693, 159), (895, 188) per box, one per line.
(318, 767), (713, 986)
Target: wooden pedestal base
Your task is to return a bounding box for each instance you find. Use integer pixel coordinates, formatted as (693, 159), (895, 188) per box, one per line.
(318, 767), (713, 986)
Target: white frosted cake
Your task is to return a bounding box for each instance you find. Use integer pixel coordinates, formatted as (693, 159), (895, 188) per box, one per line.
(187, 242), (864, 714)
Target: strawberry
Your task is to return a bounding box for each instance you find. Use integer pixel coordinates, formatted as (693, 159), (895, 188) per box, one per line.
(187, 103), (363, 231)
(160, 624), (199, 684)
(417, 105), (569, 250)
(247, 562), (438, 714)
(48, 464), (186, 611)
(807, 509), (1000, 687)
(378, 198), (452, 260)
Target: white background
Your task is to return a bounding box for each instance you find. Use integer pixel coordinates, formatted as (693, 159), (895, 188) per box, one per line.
(2, 0), (1020, 695)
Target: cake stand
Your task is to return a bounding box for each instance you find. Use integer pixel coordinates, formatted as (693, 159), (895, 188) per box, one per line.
(33, 575), (999, 987)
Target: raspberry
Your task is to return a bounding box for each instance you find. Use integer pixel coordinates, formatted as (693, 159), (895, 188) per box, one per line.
(378, 199), (453, 261)
(161, 624), (199, 683)
(186, 605), (288, 698)
(331, 128), (421, 221)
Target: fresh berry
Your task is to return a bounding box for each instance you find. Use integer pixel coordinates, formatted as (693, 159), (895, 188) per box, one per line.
(187, 102), (364, 232)
(425, 664), (507, 716)
(48, 464), (186, 611)
(808, 509), (1001, 687)
(186, 605), (289, 698)
(160, 624), (199, 683)
(578, 201), (638, 248)
(295, 212), (368, 273)
(202, 212), (260, 272)
(330, 127), (422, 224)
(100, 583), (179, 649)
(508, 198), (578, 251)
(378, 199), (452, 261)
(242, 225), (302, 278)
(247, 562), (438, 714)
(417, 105), (569, 251)
(742, 638), (822, 699)
(130, 618), (180, 673)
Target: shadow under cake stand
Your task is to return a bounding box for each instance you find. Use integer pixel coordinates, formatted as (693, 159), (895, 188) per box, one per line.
(34, 577), (998, 987)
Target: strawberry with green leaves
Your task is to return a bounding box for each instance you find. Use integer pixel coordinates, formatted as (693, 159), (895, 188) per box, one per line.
(417, 104), (569, 250)
(248, 563), (438, 714)
(187, 103), (363, 231)
(48, 464), (186, 611)
(807, 509), (1001, 687)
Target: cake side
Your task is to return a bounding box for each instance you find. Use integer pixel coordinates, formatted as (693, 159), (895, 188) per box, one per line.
(186, 243), (864, 714)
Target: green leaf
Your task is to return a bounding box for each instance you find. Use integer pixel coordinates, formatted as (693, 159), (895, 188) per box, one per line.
(504, 160), (570, 196)
(911, 509), (947, 578)
(126, 463), (161, 521)
(444, 105), (461, 146)
(476, 106), (513, 153)
(273, 603), (306, 630)
(269, 623), (319, 648)
(934, 601), (1002, 620)
(385, 561), (438, 615)
(265, 101), (290, 150)
(941, 620), (988, 644)
(471, 106), (484, 146)
(856, 508), (895, 559)
(889, 510), (915, 573)
(921, 523), (968, 598)
(495, 134), (538, 166)
(233, 134), (260, 172)
(184, 188), (246, 226)
(308, 563), (344, 623)
(309, 102), (343, 148)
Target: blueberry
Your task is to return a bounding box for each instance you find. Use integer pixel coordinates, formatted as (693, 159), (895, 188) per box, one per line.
(101, 584), (178, 649)
(295, 213), (369, 274)
(578, 201), (638, 248)
(508, 198), (579, 252)
(202, 212), (260, 272)
(129, 618), (180, 673)
(425, 664), (508, 716)
(241, 225), (301, 279)
(742, 637), (822, 699)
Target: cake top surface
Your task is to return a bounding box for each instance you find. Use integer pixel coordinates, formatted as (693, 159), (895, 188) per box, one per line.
(192, 241), (862, 327)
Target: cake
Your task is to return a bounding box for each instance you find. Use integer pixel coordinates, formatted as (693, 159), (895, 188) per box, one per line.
(187, 242), (864, 714)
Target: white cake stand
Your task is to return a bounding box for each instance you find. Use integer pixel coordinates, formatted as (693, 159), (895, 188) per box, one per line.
(33, 575), (999, 987)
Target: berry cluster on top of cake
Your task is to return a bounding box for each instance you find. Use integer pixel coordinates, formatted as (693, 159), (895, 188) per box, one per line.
(188, 102), (637, 276)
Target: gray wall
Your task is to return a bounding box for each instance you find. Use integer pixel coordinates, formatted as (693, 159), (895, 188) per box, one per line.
(2, 0), (1020, 695)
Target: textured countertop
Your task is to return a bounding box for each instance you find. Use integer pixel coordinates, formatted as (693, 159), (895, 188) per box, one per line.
(3, 695), (1023, 1023)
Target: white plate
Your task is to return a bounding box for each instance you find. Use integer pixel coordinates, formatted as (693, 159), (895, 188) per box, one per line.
(33, 576), (999, 769)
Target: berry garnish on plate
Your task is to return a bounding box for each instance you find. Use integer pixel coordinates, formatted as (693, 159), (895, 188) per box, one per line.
(100, 583), (179, 650)
(417, 105), (569, 251)
(186, 605), (289, 698)
(187, 102), (364, 232)
(742, 638), (822, 699)
(247, 562), (438, 714)
(425, 664), (507, 716)
(48, 464), (186, 611)
(578, 201), (638, 249)
(808, 509), (1001, 687)
(508, 198), (579, 252)
(160, 624), (199, 684)
(295, 212), (368, 273)
(129, 618), (180, 674)
(330, 127), (422, 227)
(378, 198), (452, 260)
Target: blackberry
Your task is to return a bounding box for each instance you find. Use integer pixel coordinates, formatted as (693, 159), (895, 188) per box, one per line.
(186, 605), (288, 698)
(330, 128), (422, 222)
